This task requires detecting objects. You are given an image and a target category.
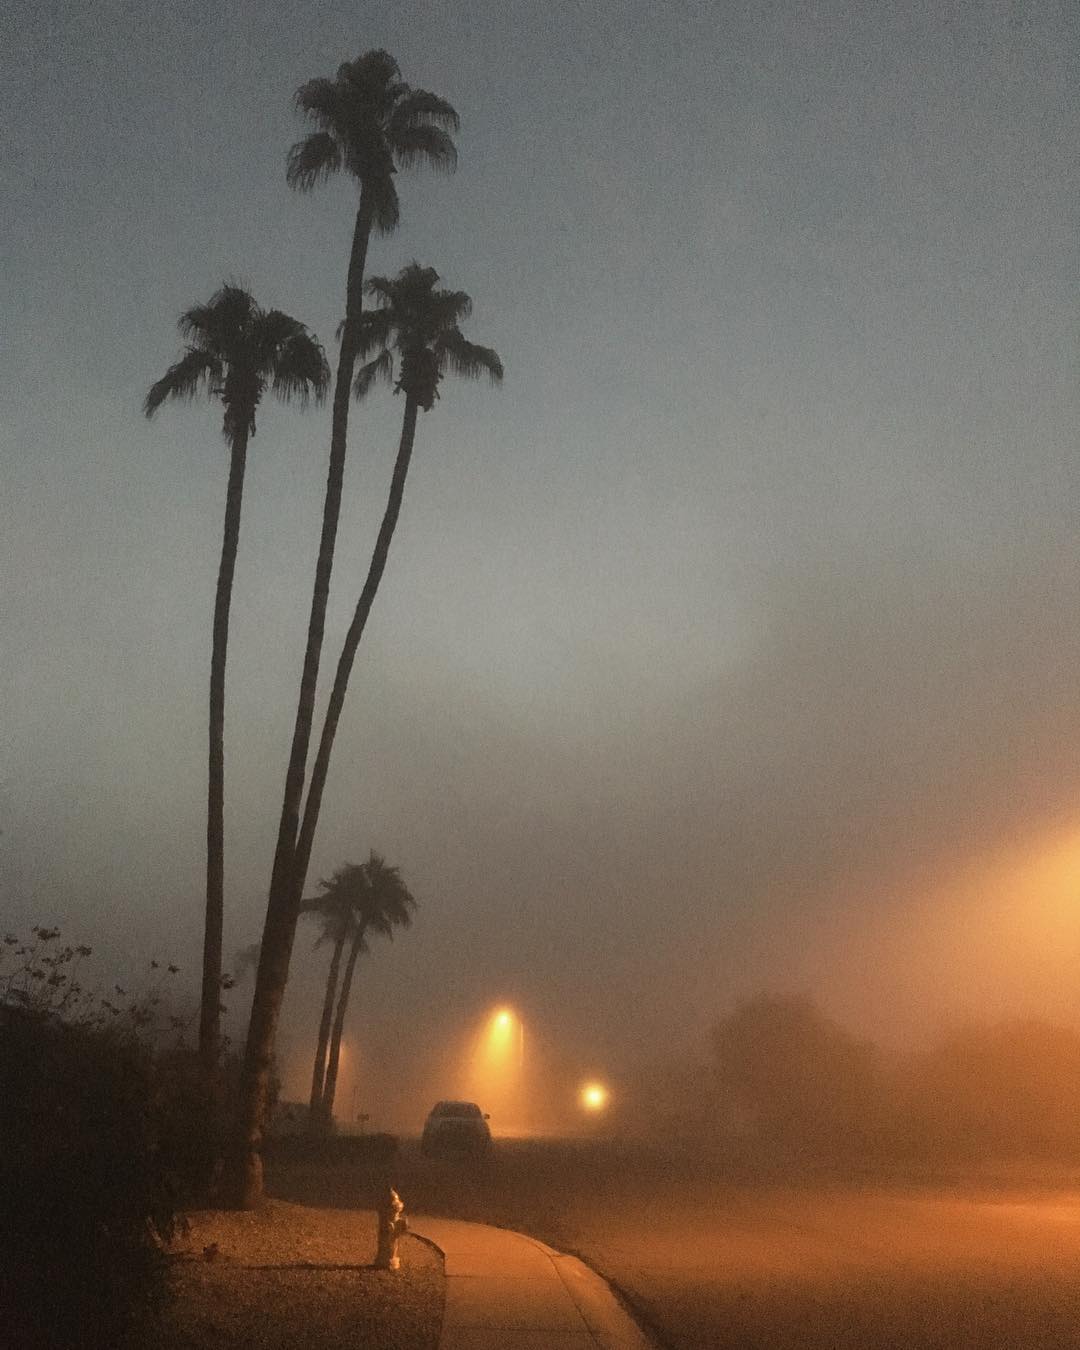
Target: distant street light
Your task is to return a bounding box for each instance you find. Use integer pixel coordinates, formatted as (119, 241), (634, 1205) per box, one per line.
(488, 1006), (524, 1066)
(580, 1081), (610, 1113)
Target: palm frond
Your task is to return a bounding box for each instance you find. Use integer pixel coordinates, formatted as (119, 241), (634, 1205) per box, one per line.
(178, 284), (257, 353)
(353, 262), (503, 406)
(363, 273), (397, 307)
(254, 308), (307, 357)
(354, 308), (394, 357)
(391, 123), (458, 172)
(343, 49), (401, 93)
(357, 851), (417, 938)
(271, 331), (331, 405)
(144, 347), (220, 417)
(438, 330), (504, 383)
(287, 131), (342, 191)
(352, 349), (394, 401)
(388, 260), (442, 294)
(389, 89), (460, 134)
(423, 287), (473, 329)
(293, 77), (350, 139)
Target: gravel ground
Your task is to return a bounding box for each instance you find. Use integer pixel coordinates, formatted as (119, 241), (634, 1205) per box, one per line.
(159, 1201), (443, 1350)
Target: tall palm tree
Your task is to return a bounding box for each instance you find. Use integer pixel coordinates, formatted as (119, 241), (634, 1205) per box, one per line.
(145, 285), (328, 1075)
(319, 853), (416, 1128)
(300, 866), (368, 1129)
(235, 53), (458, 1208)
(290, 265), (503, 901)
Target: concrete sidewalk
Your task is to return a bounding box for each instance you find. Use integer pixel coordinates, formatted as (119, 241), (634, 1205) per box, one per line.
(410, 1215), (655, 1350)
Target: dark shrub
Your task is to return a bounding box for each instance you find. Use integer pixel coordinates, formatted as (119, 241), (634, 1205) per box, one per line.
(151, 1042), (258, 1208)
(0, 1007), (170, 1349)
(266, 1129), (398, 1165)
(712, 995), (887, 1161)
(906, 1019), (1080, 1160)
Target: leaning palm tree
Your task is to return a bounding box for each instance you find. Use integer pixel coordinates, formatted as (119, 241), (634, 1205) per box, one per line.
(300, 865), (368, 1130)
(233, 52), (458, 1208)
(145, 285), (328, 1075)
(290, 264), (502, 903)
(319, 853), (416, 1128)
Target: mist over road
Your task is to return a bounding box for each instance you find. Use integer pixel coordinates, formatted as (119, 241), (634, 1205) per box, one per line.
(272, 1140), (1080, 1349)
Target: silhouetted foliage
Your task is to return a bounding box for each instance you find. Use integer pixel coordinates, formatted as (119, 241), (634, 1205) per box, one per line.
(146, 285), (328, 1073)
(300, 872), (370, 1129)
(903, 1019), (1080, 1159)
(317, 855), (417, 1128)
(353, 261), (503, 410)
(0, 930), (175, 1349)
(0, 928), (277, 1346)
(236, 49), (460, 1209)
(287, 267), (501, 933)
(620, 996), (1080, 1171)
(712, 996), (886, 1160)
(0, 1008), (169, 1349)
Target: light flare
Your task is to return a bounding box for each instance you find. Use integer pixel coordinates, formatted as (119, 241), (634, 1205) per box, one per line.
(580, 1081), (610, 1112)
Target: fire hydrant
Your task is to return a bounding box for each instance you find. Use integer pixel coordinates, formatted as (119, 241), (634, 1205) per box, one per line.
(375, 1187), (407, 1271)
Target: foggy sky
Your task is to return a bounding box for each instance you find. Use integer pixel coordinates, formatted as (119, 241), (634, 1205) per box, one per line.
(3, 1), (1078, 1119)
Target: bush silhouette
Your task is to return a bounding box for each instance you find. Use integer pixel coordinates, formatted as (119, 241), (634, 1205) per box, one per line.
(0, 1006), (170, 1348)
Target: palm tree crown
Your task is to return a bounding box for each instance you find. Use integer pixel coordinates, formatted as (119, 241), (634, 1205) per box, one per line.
(145, 283), (327, 1076)
(355, 851), (417, 936)
(286, 50), (459, 235)
(354, 262), (504, 411)
(305, 854), (416, 940)
(302, 867), (368, 952)
(312, 850), (415, 1126)
(144, 284), (329, 438)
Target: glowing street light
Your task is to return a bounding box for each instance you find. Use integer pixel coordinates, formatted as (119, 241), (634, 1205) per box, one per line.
(579, 1081), (610, 1113)
(486, 1006), (524, 1066)
(466, 1006), (526, 1126)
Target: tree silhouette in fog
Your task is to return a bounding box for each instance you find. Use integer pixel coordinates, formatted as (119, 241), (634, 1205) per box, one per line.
(235, 50), (458, 1209)
(300, 866), (369, 1131)
(712, 995), (883, 1159)
(290, 263), (503, 903)
(908, 1019), (1080, 1159)
(317, 853), (416, 1129)
(144, 285), (328, 1075)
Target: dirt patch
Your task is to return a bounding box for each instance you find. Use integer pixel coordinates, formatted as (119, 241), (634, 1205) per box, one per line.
(160, 1200), (443, 1350)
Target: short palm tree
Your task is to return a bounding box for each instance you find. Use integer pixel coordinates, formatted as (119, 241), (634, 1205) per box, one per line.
(145, 285), (328, 1074)
(234, 53), (458, 1207)
(300, 866), (368, 1129)
(291, 264), (502, 896)
(319, 853), (416, 1128)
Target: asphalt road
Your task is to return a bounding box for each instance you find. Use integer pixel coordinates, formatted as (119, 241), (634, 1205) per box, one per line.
(561, 1180), (1080, 1349)
(272, 1140), (1080, 1349)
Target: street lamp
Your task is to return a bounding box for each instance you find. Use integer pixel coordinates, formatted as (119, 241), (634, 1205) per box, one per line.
(579, 1081), (610, 1113)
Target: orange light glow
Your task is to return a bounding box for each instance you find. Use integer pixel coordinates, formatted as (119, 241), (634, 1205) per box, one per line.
(474, 1007), (524, 1074)
(465, 1006), (526, 1124)
(580, 1081), (609, 1112)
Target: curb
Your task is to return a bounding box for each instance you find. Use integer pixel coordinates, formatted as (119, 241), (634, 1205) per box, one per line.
(410, 1215), (658, 1348)
(502, 1227), (659, 1348)
(556, 1248), (672, 1350)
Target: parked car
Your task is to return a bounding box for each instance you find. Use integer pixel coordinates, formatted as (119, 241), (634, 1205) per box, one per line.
(420, 1100), (492, 1156)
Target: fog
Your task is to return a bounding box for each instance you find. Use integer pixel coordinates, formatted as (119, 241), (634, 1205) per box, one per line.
(4, 1), (1078, 1139)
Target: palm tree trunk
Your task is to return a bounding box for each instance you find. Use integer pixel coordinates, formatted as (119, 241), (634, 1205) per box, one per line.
(321, 925), (367, 1128)
(201, 423), (248, 1075)
(307, 934), (345, 1131)
(230, 194), (373, 1209)
(291, 397), (420, 903)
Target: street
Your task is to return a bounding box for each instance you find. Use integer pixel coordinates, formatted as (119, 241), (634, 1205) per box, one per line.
(273, 1140), (1080, 1349)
